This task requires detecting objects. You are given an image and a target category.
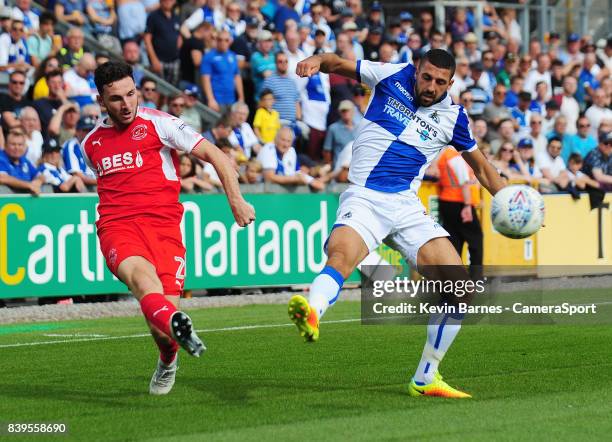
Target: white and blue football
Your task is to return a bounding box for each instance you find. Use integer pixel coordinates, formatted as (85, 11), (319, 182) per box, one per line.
(491, 185), (545, 239)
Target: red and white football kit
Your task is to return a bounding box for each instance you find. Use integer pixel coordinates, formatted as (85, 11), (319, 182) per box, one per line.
(82, 107), (203, 296)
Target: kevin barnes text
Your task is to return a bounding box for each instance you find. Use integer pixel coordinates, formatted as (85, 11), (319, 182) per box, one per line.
(371, 303), (598, 316)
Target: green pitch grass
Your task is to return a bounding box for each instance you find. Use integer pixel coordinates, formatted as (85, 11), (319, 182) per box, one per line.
(1, 299), (611, 441)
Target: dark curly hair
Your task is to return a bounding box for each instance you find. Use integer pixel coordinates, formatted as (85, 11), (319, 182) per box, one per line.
(94, 61), (133, 93)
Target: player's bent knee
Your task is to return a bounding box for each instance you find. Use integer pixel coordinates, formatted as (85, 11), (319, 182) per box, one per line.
(117, 256), (163, 298)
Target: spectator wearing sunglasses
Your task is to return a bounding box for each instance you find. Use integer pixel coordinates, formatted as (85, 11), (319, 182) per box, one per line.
(582, 132), (612, 191)
(0, 17), (33, 73)
(0, 70), (32, 133)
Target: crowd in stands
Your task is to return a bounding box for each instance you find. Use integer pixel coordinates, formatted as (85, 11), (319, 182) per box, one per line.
(0, 0), (610, 197)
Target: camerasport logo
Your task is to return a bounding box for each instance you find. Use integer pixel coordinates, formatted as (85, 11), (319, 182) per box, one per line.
(96, 151), (143, 176)
(131, 124), (148, 140)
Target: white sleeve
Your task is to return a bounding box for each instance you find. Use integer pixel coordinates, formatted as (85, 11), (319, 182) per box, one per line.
(241, 123), (259, 150)
(535, 152), (550, 170)
(356, 60), (408, 89)
(257, 144), (278, 170)
(152, 113), (204, 153)
(0, 34), (9, 66)
(184, 9), (204, 31)
(448, 155), (470, 185)
(42, 167), (61, 186)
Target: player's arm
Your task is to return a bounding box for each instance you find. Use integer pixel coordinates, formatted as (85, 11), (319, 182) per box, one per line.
(296, 53), (357, 80)
(191, 139), (255, 226)
(462, 148), (506, 196)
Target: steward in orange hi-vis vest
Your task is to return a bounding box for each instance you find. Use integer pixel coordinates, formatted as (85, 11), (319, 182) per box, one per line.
(437, 147), (481, 206)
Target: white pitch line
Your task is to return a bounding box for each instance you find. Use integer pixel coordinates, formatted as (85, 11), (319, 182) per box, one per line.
(0, 318), (361, 349)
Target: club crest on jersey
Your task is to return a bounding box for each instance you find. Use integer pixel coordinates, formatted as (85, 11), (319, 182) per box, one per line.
(429, 111), (440, 124)
(131, 124), (148, 140)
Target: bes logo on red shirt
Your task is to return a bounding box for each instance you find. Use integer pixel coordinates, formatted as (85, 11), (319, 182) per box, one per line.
(96, 151), (144, 176)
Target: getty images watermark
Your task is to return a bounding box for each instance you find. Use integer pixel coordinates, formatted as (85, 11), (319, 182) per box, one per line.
(360, 265), (610, 325)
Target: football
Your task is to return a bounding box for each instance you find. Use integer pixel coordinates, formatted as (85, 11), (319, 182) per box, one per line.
(491, 185), (545, 239)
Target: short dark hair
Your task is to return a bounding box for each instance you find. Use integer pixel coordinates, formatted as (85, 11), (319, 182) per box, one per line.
(94, 61), (133, 93)
(216, 137), (234, 149)
(568, 153), (583, 163)
(519, 91), (532, 101)
(548, 136), (562, 144)
(40, 11), (56, 25)
(45, 69), (63, 82)
(421, 49), (456, 77)
(215, 113), (233, 128)
(260, 88), (274, 99)
(9, 70), (26, 80)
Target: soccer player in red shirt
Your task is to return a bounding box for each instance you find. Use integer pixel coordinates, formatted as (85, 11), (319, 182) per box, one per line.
(82, 61), (255, 395)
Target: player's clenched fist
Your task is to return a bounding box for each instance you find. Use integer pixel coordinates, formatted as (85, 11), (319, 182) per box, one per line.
(231, 199), (256, 227)
(296, 56), (321, 77)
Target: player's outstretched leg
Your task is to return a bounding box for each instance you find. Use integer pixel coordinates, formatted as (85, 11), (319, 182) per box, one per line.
(408, 237), (472, 398)
(289, 226), (368, 342)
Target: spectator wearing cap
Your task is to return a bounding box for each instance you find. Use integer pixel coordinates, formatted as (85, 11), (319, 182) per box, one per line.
(180, 86), (203, 133)
(312, 29), (331, 56)
(228, 101), (261, 159)
(334, 7), (355, 35)
(0, 130), (44, 195)
(64, 53), (98, 108)
(366, 1), (384, 27)
(201, 29), (243, 114)
(463, 32), (481, 64)
(555, 76), (580, 134)
(323, 100), (357, 167)
(0, 16), (33, 74)
(363, 25), (383, 61)
(563, 116), (598, 163)
(257, 126), (325, 191)
(339, 24), (364, 60)
(250, 30), (276, 98)
(482, 84), (512, 130)
(38, 137), (86, 193)
(511, 92), (534, 139)
(528, 113), (548, 156)
(582, 132), (612, 190)
(524, 53), (552, 101)
(536, 136), (570, 190)
(13, 0), (39, 33)
(585, 88), (612, 139)
(19, 106), (43, 165)
(0, 70), (32, 133)
(558, 33), (584, 66)
(26, 12), (59, 68)
(232, 16), (260, 69)
(62, 115), (97, 187)
(58, 27), (85, 70)
(512, 138), (544, 182)
(465, 62), (489, 117)
(181, 0), (222, 38)
(399, 11), (414, 39)
(144, 0), (182, 85)
(33, 70), (69, 137)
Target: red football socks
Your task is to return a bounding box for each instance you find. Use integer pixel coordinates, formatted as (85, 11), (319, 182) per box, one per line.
(140, 293), (177, 337)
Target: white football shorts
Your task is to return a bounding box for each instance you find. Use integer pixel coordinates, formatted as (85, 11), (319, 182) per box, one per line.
(329, 185), (449, 266)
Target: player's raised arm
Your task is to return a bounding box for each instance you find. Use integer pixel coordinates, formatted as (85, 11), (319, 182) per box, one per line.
(462, 148), (506, 196)
(296, 53), (358, 80)
(191, 139), (256, 227)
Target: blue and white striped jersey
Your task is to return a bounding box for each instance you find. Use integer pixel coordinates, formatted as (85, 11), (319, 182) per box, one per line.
(62, 137), (96, 179)
(349, 60), (477, 196)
